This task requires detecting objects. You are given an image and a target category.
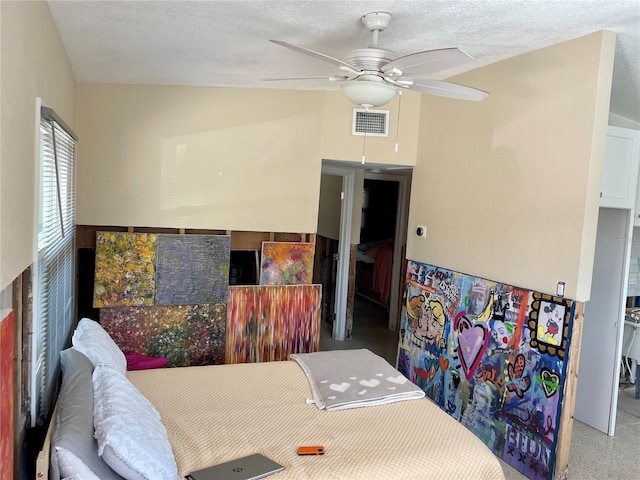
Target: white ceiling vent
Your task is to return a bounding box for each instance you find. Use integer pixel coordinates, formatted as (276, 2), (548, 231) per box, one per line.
(352, 109), (389, 137)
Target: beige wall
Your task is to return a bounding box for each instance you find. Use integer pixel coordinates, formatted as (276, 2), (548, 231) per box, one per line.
(0, 0), (77, 291)
(407, 31), (616, 301)
(320, 89), (421, 166)
(76, 85), (328, 232)
(75, 85), (417, 234)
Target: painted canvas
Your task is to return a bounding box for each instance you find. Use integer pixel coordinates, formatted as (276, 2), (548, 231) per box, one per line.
(155, 234), (231, 305)
(93, 232), (157, 307)
(226, 285), (321, 363)
(0, 310), (14, 480)
(260, 242), (315, 285)
(398, 261), (574, 480)
(100, 304), (226, 366)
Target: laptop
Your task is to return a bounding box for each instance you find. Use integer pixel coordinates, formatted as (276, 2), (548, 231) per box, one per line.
(185, 453), (284, 480)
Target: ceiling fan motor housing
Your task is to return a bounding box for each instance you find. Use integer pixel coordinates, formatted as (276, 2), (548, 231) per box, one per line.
(344, 48), (394, 72)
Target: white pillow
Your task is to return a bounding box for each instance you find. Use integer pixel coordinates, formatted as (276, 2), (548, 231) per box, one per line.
(92, 364), (179, 480)
(72, 318), (127, 374)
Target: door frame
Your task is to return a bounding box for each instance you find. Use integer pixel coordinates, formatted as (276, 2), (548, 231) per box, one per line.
(320, 165), (354, 341)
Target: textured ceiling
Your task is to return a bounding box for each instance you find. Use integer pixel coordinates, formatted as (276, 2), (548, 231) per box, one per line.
(47, 0), (640, 123)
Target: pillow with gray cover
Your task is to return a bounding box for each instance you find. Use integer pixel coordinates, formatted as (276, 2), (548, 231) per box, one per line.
(50, 348), (124, 480)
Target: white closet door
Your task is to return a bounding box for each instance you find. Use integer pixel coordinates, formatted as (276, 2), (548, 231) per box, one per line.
(574, 208), (631, 435)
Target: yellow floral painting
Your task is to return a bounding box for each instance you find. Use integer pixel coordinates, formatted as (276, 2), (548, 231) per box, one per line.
(93, 231), (157, 307)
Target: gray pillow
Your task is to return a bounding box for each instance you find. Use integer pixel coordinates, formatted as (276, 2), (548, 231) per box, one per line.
(50, 348), (124, 480)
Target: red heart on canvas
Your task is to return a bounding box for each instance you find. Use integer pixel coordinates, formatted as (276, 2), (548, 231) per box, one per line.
(439, 355), (449, 372)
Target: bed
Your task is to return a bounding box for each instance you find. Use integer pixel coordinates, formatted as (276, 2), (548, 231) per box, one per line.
(37, 319), (505, 480)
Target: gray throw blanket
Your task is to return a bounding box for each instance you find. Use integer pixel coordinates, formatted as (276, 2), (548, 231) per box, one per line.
(290, 349), (425, 411)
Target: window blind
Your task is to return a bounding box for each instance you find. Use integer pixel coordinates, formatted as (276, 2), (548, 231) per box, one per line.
(33, 107), (77, 425)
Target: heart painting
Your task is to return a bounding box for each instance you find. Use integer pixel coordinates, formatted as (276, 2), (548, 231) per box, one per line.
(455, 314), (489, 380)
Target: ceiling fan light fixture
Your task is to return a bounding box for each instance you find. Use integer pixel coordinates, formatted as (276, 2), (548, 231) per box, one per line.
(341, 80), (397, 108)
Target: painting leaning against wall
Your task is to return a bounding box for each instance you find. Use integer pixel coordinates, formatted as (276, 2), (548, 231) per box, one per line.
(260, 241), (315, 285)
(155, 234), (231, 306)
(93, 231), (157, 308)
(398, 261), (575, 480)
(226, 285), (321, 363)
(0, 310), (14, 480)
(100, 303), (226, 366)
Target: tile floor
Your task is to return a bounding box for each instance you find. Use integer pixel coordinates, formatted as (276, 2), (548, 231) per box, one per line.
(318, 297), (399, 366)
(319, 298), (640, 480)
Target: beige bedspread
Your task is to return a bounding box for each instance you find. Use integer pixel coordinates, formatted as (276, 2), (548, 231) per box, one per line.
(128, 361), (505, 480)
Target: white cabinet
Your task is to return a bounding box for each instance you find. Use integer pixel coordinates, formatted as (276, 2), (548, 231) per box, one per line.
(600, 126), (640, 210)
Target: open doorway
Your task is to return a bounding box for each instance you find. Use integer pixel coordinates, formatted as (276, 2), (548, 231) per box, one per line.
(316, 164), (411, 365)
(352, 176), (403, 363)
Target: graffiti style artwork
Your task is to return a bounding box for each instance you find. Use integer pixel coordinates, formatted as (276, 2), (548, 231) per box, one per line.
(155, 234), (231, 305)
(527, 293), (572, 358)
(0, 310), (14, 480)
(100, 304), (226, 366)
(260, 242), (315, 285)
(93, 232), (157, 307)
(398, 261), (575, 480)
(226, 285), (321, 363)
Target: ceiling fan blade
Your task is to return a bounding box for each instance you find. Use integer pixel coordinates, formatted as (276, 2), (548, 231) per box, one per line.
(262, 75), (349, 82)
(269, 40), (361, 75)
(409, 79), (489, 101)
(383, 48), (473, 77)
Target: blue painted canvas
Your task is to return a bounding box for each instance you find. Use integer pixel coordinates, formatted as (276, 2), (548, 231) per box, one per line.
(155, 234), (231, 305)
(398, 260), (575, 480)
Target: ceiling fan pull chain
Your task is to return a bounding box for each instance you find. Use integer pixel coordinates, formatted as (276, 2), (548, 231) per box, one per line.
(395, 91), (402, 152)
(362, 130), (367, 164)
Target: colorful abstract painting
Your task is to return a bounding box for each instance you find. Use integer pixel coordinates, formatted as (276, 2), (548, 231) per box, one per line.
(155, 234), (231, 305)
(0, 310), (14, 480)
(93, 232), (157, 307)
(398, 261), (575, 480)
(226, 285), (321, 363)
(100, 304), (226, 366)
(260, 242), (315, 285)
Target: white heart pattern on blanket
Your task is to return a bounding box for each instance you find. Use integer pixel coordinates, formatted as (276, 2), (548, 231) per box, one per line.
(359, 379), (380, 388)
(387, 375), (408, 385)
(330, 382), (351, 392)
(358, 390), (367, 395)
(328, 396), (336, 400)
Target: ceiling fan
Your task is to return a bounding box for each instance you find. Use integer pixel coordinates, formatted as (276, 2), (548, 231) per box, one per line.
(265, 12), (490, 108)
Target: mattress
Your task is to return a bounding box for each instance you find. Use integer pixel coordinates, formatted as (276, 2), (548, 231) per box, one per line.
(127, 360), (505, 480)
